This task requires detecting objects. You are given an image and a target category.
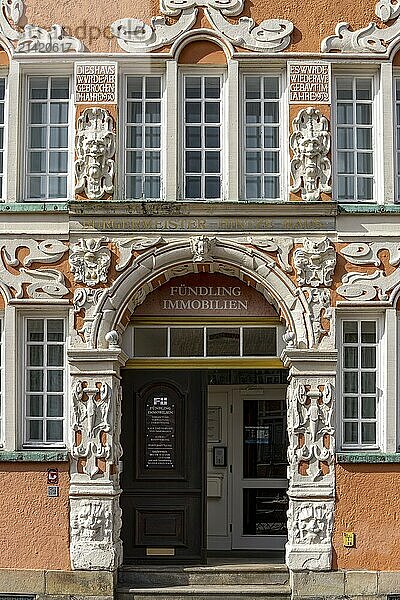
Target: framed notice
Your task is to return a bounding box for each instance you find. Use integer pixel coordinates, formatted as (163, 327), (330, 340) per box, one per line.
(208, 407), (222, 443)
(288, 61), (331, 104)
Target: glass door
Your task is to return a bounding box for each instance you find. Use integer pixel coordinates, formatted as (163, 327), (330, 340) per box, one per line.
(232, 386), (288, 550)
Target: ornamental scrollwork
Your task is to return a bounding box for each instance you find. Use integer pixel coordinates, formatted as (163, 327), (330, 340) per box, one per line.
(290, 108), (331, 202)
(294, 237), (336, 288)
(110, 0), (293, 53)
(69, 238), (111, 287)
(71, 380), (112, 479)
(288, 501), (334, 546)
(75, 108), (116, 201)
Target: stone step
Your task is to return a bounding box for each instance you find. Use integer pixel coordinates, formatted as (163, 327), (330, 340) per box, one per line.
(119, 565), (289, 587)
(118, 584), (291, 600)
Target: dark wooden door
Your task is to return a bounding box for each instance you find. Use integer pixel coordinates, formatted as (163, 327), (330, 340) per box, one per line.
(120, 370), (206, 563)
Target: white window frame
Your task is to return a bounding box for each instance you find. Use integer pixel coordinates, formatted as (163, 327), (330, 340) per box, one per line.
(332, 68), (381, 204)
(394, 72), (400, 203)
(21, 313), (67, 448)
(121, 68), (166, 201)
(337, 313), (385, 451)
(22, 70), (74, 202)
(179, 66), (226, 201)
(240, 68), (287, 202)
(0, 70), (8, 202)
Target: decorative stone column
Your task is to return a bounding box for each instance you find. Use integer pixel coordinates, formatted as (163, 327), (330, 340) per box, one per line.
(68, 347), (126, 571)
(282, 348), (337, 571)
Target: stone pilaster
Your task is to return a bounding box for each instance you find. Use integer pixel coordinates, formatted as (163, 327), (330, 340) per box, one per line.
(68, 347), (126, 571)
(282, 349), (337, 571)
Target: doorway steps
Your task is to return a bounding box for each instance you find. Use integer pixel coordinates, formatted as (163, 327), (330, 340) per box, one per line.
(118, 564), (291, 600)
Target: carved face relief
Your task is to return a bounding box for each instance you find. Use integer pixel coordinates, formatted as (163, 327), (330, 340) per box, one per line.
(294, 237), (336, 288)
(75, 108), (116, 201)
(69, 238), (111, 287)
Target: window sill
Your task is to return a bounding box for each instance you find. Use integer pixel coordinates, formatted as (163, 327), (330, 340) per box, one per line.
(338, 203), (400, 214)
(336, 452), (400, 464)
(0, 202), (68, 212)
(0, 450), (68, 462)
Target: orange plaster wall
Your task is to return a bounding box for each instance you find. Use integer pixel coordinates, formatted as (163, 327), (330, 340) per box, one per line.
(0, 463), (70, 570)
(21, 0), (380, 53)
(333, 463), (400, 571)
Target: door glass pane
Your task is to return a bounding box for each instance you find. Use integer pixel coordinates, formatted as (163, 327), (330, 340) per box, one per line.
(243, 398), (287, 479)
(206, 328), (240, 356)
(243, 328), (276, 356)
(170, 328), (203, 357)
(134, 328), (167, 357)
(243, 489), (288, 535)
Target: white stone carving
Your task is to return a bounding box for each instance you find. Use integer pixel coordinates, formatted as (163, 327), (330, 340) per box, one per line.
(337, 269), (400, 302)
(73, 288), (103, 313)
(190, 235), (216, 262)
(70, 238), (111, 287)
(70, 496), (122, 570)
(321, 0), (400, 54)
(75, 108), (116, 201)
(2, 239), (68, 267)
(116, 237), (166, 271)
(71, 380), (113, 478)
(287, 382), (334, 482)
(111, 0), (293, 53)
(283, 327), (296, 348)
(248, 236), (293, 273)
(290, 108), (331, 202)
(105, 330), (120, 349)
(294, 237), (336, 287)
(304, 287), (332, 342)
(340, 241), (400, 267)
(288, 501), (333, 546)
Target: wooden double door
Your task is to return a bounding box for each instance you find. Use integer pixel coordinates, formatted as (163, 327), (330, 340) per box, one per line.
(120, 370), (206, 563)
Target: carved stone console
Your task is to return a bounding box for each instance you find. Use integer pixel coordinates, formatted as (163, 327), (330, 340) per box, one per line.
(282, 348), (337, 571)
(68, 347), (126, 571)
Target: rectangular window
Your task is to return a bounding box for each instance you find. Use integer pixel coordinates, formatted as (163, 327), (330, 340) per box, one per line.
(24, 318), (66, 446)
(341, 319), (380, 448)
(184, 75), (222, 200)
(335, 76), (374, 202)
(125, 75), (162, 200)
(0, 77), (6, 198)
(244, 75), (281, 200)
(26, 76), (70, 200)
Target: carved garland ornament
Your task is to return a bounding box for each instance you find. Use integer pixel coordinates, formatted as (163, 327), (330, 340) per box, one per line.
(0, 0), (83, 53)
(75, 108), (116, 201)
(322, 0), (400, 54)
(290, 108), (331, 202)
(110, 0), (294, 53)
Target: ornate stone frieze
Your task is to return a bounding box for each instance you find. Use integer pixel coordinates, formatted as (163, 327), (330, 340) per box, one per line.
(0, 239), (69, 300)
(337, 269), (400, 302)
(340, 241), (400, 267)
(115, 237), (166, 271)
(290, 108), (331, 202)
(190, 235), (216, 262)
(321, 0), (400, 54)
(248, 236), (293, 273)
(73, 288), (104, 313)
(70, 238), (111, 287)
(110, 0), (293, 53)
(70, 496), (122, 570)
(71, 380), (114, 479)
(304, 287), (332, 342)
(294, 237), (336, 287)
(0, 0), (84, 52)
(287, 381), (335, 482)
(75, 108), (116, 201)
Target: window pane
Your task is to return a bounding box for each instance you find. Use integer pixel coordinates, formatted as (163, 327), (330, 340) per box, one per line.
(361, 372), (376, 394)
(243, 328), (276, 356)
(28, 420), (43, 441)
(47, 345), (64, 366)
(127, 76), (142, 98)
(361, 321), (376, 343)
(246, 77), (261, 99)
(205, 176), (220, 198)
(344, 396), (358, 418)
(29, 77), (48, 99)
(185, 77), (201, 98)
(29, 345), (43, 367)
(134, 328), (167, 357)
(336, 78), (353, 100)
(145, 77), (161, 99)
(344, 372), (358, 393)
(47, 370), (63, 393)
(206, 328), (240, 356)
(362, 396), (376, 419)
(28, 395), (43, 417)
(28, 319), (44, 342)
(170, 328), (203, 357)
(47, 395), (64, 417)
(47, 319), (64, 342)
(50, 77), (69, 99)
(344, 422), (358, 444)
(361, 422), (376, 444)
(46, 420), (63, 442)
(343, 321), (358, 343)
(361, 346), (376, 369)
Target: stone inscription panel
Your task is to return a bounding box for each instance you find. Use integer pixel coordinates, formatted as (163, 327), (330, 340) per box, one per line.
(75, 63), (117, 104)
(288, 62), (331, 104)
(145, 395), (176, 469)
(77, 215), (335, 232)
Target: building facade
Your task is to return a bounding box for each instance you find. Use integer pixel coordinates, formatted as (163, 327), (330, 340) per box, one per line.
(0, 0), (400, 597)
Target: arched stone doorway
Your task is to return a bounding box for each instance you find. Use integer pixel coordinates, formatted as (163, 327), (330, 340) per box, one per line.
(68, 236), (337, 572)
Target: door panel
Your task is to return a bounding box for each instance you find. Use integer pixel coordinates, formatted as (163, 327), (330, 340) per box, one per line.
(121, 370), (206, 563)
